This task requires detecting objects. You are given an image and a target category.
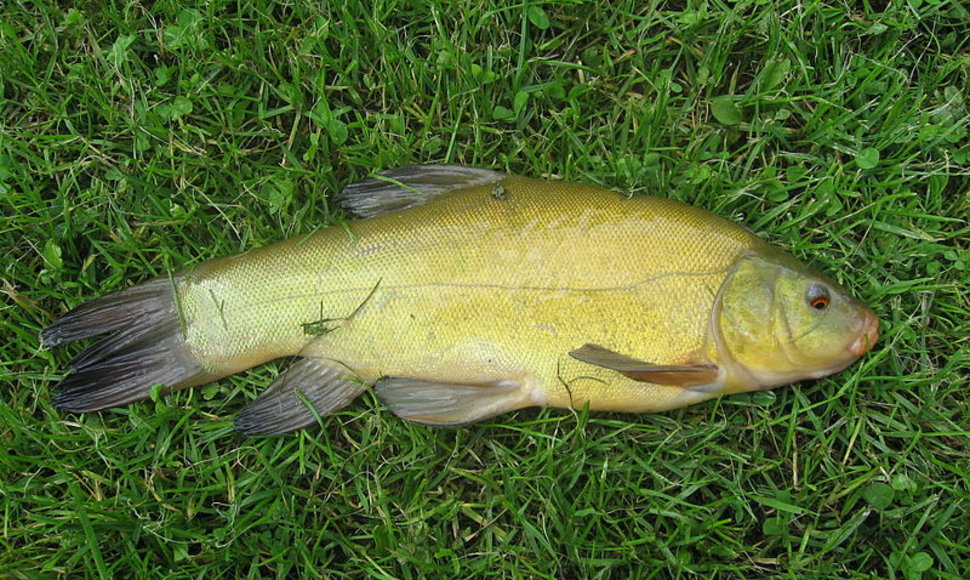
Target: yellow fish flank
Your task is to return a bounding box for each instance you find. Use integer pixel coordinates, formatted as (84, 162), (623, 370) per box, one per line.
(42, 165), (879, 434)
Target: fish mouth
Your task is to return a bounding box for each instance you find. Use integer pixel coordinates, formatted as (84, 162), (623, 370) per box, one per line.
(849, 311), (880, 357)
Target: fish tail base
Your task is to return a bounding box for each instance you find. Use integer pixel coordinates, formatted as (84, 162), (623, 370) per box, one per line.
(42, 277), (217, 412)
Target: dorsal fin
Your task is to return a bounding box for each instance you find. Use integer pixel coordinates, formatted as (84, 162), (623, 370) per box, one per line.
(335, 164), (505, 218)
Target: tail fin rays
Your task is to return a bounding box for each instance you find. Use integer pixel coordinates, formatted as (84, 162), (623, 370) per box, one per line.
(42, 278), (215, 412)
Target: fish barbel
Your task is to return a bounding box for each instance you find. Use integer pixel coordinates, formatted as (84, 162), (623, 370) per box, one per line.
(42, 165), (879, 434)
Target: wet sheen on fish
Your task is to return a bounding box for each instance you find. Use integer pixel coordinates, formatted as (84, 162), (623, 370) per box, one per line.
(42, 165), (880, 435)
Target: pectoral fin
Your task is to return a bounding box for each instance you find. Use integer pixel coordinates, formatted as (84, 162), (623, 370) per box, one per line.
(375, 377), (533, 426)
(235, 357), (367, 436)
(569, 344), (719, 388)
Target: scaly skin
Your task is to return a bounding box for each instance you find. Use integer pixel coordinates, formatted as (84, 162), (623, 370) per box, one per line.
(176, 176), (816, 416)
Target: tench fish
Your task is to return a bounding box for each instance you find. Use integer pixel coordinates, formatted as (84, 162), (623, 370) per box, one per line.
(42, 165), (880, 435)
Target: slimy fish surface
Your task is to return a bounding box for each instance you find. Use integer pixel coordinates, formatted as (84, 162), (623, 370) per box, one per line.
(42, 165), (879, 434)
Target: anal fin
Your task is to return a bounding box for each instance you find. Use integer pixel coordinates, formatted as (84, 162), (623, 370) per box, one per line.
(234, 357), (367, 436)
(375, 377), (532, 426)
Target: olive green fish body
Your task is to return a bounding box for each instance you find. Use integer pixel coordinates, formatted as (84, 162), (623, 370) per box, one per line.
(43, 166), (879, 434)
(182, 178), (754, 411)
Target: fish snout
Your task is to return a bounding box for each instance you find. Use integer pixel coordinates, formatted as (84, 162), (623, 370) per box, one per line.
(849, 311), (880, 357)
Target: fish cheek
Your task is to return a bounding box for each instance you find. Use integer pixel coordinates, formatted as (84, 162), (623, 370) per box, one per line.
(716, 260), (778, 374)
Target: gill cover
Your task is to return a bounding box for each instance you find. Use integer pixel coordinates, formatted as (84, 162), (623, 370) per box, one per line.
(715, 252), (877, 391)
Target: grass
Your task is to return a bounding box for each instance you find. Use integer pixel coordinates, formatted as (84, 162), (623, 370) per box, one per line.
(1, 0), (967, 577)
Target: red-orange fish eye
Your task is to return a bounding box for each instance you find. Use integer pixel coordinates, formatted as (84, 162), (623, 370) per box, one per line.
(807, 284), (831, 311)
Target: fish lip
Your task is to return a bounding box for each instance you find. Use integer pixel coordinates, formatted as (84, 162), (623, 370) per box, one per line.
(849, 311), (880, 357)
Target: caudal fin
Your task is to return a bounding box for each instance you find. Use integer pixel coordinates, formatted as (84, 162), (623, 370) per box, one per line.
(42, 277), (215, 412)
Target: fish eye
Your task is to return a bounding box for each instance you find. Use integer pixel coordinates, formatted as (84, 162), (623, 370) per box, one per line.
(807, 283), (831, 311)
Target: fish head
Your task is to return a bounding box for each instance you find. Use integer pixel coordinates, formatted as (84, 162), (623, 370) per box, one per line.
(715, 250), (879, 392)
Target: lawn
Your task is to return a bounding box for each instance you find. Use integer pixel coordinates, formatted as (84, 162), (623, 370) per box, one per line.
(1, 0), (967, 578)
